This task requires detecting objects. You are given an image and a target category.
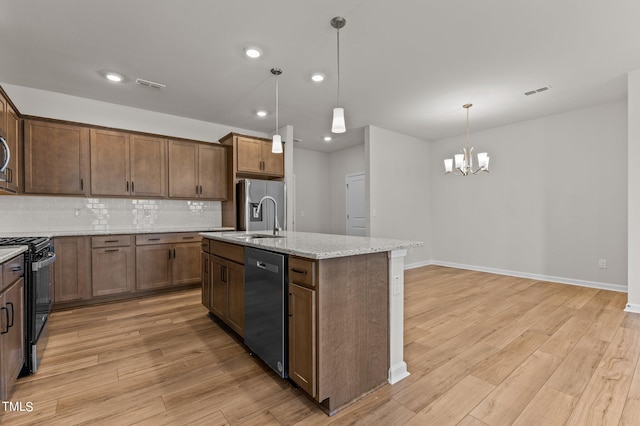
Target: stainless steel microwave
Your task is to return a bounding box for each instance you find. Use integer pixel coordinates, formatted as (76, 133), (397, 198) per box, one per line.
(0, 135), (9, 182)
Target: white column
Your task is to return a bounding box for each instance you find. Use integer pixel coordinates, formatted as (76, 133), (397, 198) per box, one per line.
(388, 248), (409, 384)
(627, 70), (640, 312)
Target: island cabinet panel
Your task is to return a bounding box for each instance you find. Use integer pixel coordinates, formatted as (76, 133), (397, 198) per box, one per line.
(24, 120), (90, 195)
(315, 252), (389, 413)
(52, 237), (91, 303)
(91, 236), (135, 297)
(288, 282), (316, 398)
(201, 252), (211, 310)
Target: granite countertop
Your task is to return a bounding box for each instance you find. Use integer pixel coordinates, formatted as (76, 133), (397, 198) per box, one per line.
(0, 246), (28, 263)
(0, 227), (235, 238)
(200, 230), (423, 259)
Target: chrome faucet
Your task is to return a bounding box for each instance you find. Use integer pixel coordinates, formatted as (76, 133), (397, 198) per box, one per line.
(256, 196), (281, 235)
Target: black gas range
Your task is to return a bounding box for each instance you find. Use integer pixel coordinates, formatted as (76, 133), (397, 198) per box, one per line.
(0, 236), (55, 374)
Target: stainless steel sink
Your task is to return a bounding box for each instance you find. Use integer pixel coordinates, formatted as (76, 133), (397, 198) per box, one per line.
(225, 233), (286, 240)
(248, 234), (286, 239)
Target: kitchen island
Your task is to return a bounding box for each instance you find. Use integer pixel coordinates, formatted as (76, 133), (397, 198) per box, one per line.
(200, 230), (422, 414)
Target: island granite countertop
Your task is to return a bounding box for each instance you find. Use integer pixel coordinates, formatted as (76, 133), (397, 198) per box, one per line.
(200, 230), (423, 259)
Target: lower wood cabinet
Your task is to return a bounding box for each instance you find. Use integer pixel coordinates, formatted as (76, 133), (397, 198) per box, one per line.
(91, 236), (135, 297)
(1, 255), (25, 401)
(202, 239), (244, 336)
(136, 233), (201, 291)
(288, 282), (316, 398)
(52, 236), (91, 303)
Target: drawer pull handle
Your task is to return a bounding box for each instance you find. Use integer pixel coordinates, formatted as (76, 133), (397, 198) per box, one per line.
(105, 249), (119, 253)
(11, 266), (22, 272)
(148, 238), (161, 241)
(291, 268), (308, 275)
(104, 240), (120, 243)
(182, 236), (194, 240)
(6, 302), (14, 328)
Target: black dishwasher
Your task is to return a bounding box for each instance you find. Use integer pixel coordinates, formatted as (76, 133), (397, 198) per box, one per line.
(244, 247), (288, 377)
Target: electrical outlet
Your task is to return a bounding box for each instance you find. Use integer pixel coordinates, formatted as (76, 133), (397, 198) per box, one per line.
(393, 276), (401, 295)
(598, 259), (607, 269)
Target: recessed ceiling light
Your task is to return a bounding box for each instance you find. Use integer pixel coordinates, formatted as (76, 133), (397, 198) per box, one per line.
(311, 73), (325, 83)
(105, 72), (124, 82)
(256, 110), (267, 117)
(324, 136), (332, 142)
(245, 47), (262, 59)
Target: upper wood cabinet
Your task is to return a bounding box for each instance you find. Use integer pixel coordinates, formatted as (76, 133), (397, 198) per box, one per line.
(0, 91), (6, 140)
(90, 130), (167, 197)
(24, 120), (90, 195)
(1, 103), (20, 193)
(168, 140), (227, 200)
(235, 135), (284, 177)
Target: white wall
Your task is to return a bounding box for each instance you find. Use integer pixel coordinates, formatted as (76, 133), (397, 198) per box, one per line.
(366, 126), (432, 267)
(328, 144), (366, 234)
(292, 148), (331, 233)
(628, 70), (640, 308)
(431, 100), (628, 289)
(2, 83), (267, 143)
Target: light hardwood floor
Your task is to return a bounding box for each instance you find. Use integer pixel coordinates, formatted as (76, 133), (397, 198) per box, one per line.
(3, 265), (640, 425)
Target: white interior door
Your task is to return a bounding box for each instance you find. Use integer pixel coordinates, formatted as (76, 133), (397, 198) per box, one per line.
(346, 173), (366, 236)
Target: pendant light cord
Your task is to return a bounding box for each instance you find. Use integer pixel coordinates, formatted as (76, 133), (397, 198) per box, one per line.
(275, 73), (279, 133)
(466, 106), (469, 150)
(336, 27), (340, 107)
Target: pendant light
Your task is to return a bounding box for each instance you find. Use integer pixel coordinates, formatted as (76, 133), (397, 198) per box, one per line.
(331, 16), (346, 133)
(271, 68), (283, 154)
(444, 104), (490, 176)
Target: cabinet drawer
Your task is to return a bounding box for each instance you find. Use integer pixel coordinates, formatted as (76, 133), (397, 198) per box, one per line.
(2, 254), (24, 291)
(288, 256), (316, 288)
(202, 239), (210, 254)
(91, 235), (133, 248)
(210, 240), (244, 265)
(136, 232), (201, 246)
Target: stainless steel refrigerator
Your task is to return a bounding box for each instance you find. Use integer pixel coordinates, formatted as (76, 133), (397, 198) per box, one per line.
(237, 179), (286, 232)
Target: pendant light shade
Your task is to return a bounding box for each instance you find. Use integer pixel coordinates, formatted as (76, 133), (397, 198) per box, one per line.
(331, 17), (346, 134)
(271, 68), (283, 154)
(332, 107), (346, 133)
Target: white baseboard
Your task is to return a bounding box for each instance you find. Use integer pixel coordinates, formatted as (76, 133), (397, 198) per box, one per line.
(420, 260), (628, 294)
(404, 260), (434, 270)
(625, 303), (640, 313)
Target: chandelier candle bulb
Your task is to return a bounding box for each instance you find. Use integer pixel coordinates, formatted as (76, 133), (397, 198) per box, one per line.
(455, 154), (464, 169)
(478, 152), (488, 169)
(444, 158), (453, 173)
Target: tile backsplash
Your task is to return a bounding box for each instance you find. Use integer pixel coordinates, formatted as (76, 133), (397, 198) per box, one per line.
(0, 196), (222, 233)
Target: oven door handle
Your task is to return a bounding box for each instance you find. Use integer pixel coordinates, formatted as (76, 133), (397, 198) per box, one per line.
(31, 252), (57, 272)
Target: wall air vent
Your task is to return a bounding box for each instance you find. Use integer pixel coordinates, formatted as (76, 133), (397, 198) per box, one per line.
(525, 85), (551, 96)
(135, 78), (166, 90)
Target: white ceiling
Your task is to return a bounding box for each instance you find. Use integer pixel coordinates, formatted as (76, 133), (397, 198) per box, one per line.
(1, 0), (639, 152)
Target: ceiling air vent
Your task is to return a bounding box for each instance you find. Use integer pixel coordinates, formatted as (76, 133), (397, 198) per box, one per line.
(525, 85), (551, 96)
(135, 78), (166, 91)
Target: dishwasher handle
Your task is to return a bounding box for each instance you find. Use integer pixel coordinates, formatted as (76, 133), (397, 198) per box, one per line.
(248, 257), (279, 274)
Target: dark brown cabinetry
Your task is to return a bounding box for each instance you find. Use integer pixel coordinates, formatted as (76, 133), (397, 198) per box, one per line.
(52, 236), (91, 303)
(202, 239), (244, 336)
(221, 133), (284, 178)
(91, 235), (135, 297)
(90, 130), (167, 197)
(0, 254), (24, 401)
(1, 103), (20, 193)
(24, 120), (90, 195)
(168, 140), (227, 200)
(288, 281), (316, 397)
(135, 233), (201, 291)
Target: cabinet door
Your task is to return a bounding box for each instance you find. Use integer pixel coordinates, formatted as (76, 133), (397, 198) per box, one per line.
(131, 135), (167, 197)
(173, 242), (201, 286)
(261, 141), (284, 177)
(236, 136), (263, 174)
(24, 120), (90, 195)
(210, 256), (227, 320)
(1, 277), (24, 400)
(225, 261), (244, 336)
(90, 129), (130, 196)
(3, 104), (20, 193)
(0, 92), (6, 139)
(52, 237), (91, 303)
(168, 140), (199, 198)
(136, 244), (172, 290)
(92, 246), (134, 296)
(288, 283), (316, 398)
(198, 144), (227, 200)
(201, 253), (211, 310)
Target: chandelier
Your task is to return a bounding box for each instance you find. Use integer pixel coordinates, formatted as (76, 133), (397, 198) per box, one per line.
(444, 104), (490, 175)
